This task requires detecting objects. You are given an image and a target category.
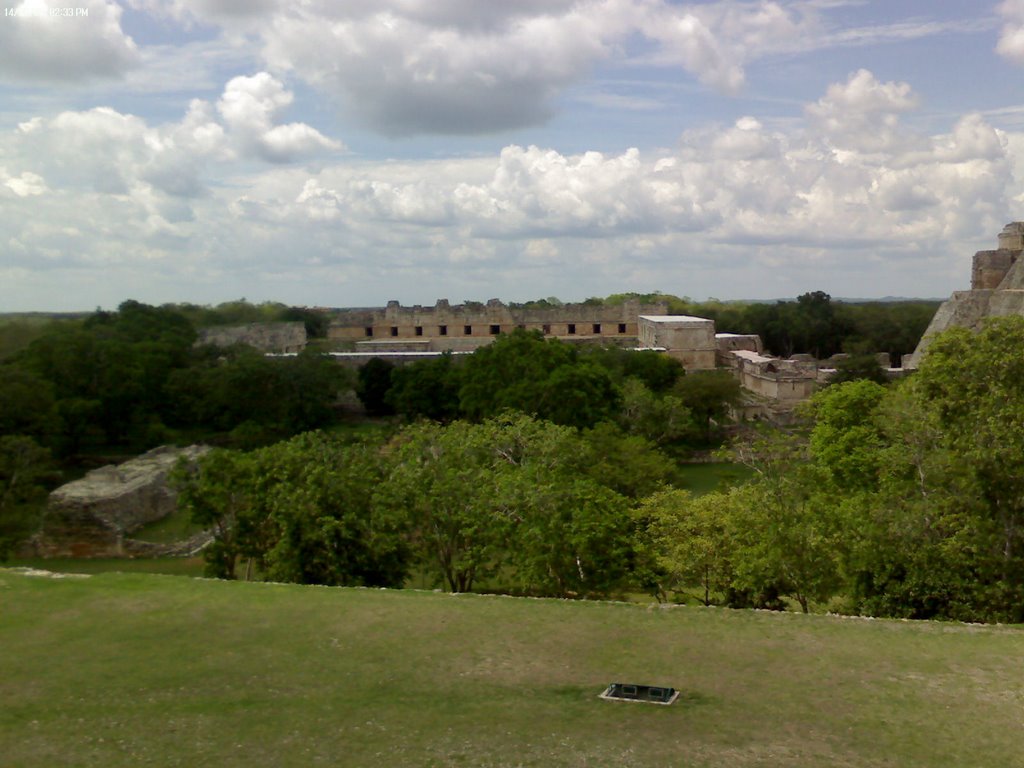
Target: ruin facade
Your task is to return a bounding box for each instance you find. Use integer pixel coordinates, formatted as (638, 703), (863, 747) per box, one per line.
(327, 298), (667, 354)
(323, 296), (841, 416)
(905, 222), (1024, 367)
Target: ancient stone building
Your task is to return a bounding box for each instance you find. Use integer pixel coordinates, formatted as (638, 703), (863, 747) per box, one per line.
(637, 315), (718, 370)
(905, 222), (1024, 367)
(714, 333), (763, 358)
(33, 445), (209, 558)
(327, 298), (667, 354)
(324, 296), (841, 418)
(197, 321), (307, 353)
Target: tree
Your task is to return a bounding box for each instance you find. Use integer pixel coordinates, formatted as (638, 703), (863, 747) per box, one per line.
(533, 361), (621, 429)
(808, 379), (888, 491)
(673, 370), (741, 443)
(729, 428), (844, 612)
(505, 472), (633, 597)
(828, 353), (888, 385)
(174, 434), (409, 586)
(375, 413), (638, 596)
(458, 329), (619, 428)
(891, 317), (1024, 619)
(0, 367), (57, 443)
(0, 436), (55, 560)
(254, 434), (410, 587)
(356, 358), (396, 416)
(387, 353), (461, 422)
(166, 348), (347, 439)
(458, 329), (573, 420)
(375, 420), (517, 592)
(635, 489), (736, 605)
(618, 378), (694, 446)
(14, 301), (197, 446)
(579, 421), (677, 499)
(281, 306), (330, 338)
(172, 448), (264, 579)
(582, 347), (684, 392)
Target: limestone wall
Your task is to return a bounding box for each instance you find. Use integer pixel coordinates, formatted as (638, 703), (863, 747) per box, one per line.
(971, 250), (1017, 290)
(637, 315), (717, 371)
(328, 298), (666, 344)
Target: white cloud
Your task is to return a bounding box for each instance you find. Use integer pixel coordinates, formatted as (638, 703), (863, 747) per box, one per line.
(1, 168), (47, 197)
(806, 69), (920, 153)
(997, 0), (1024, 63)
(3, 68), (1021, 309)
(232, 69), (1011, 259)
(125, 0), (820, 136)
(0, 1), (139, 83)
(126, 0), (282, 25)
(217, 73), (342, 161)
(5, 72), (339, 230)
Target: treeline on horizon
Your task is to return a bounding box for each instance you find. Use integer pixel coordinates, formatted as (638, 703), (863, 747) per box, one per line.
(1, 290), (939, 365)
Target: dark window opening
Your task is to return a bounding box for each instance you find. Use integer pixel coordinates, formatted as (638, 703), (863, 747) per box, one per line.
(592, 323), (601, 334)
(390, 326), (398, 337)
(464, 325), (472, 335)
(517, 324), (526, 330)
(542, 324), (551, 334)
(439, 325), (448, 336)
(567, 324), (576, 335)
(490, 324), (500, 335)
(618, 323), (627, 334)
(415, 326), (423, 337)
(365, 327), (373, 337)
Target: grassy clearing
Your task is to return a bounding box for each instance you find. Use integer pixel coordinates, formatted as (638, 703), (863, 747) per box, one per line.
(675, 462), (753, 495)
(2, 569), (1022, 767)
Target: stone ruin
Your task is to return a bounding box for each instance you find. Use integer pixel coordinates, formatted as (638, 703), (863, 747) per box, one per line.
(327, 297), (668, 354)
(31, 444), (210, 558)
(904, 222), (1024, 367)
(196, 321), (307, 353)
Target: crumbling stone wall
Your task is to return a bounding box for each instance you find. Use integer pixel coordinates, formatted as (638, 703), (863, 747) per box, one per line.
(197, 322), (307, 353)
(34, 445), (209, 558)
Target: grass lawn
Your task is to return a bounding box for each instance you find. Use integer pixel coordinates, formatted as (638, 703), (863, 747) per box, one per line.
(2, 569), (1022, 767)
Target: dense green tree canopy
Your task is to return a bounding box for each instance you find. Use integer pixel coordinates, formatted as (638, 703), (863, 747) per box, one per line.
(458, 330), (620, 428)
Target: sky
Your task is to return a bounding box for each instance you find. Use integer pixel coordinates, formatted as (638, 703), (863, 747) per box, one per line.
(3, 1), (1024, 311)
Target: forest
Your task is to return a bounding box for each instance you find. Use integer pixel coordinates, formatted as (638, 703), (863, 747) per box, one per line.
(7, 294), (1022, 623)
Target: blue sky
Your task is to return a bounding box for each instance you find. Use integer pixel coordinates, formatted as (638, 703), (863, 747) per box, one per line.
(3, 0), (1024, 310)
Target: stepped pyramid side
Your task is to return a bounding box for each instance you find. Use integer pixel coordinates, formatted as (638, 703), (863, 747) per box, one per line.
(904, 223), (1024, 368)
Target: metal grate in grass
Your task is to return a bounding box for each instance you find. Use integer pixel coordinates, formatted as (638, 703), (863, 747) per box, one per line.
(599, 683), (679, 705)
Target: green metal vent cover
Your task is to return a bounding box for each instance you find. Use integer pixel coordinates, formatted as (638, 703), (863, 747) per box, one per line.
(599, 683), (679, 705)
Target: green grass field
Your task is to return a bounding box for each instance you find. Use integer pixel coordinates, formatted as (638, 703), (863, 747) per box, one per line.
(2, 569), (1022, 767)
